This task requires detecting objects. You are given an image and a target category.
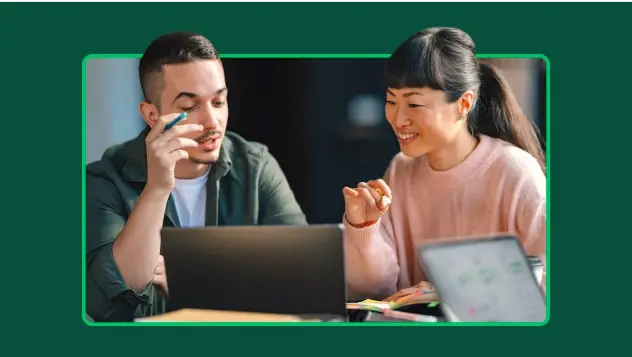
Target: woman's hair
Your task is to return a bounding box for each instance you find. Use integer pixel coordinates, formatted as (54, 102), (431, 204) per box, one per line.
(384, 27), (545, 172)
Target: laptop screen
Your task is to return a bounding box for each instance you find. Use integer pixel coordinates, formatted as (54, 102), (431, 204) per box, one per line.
(417, 236), (546, 322)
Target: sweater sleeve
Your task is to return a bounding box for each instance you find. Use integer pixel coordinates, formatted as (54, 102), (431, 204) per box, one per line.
(506, 151), (547, 287)
(343, 159), (401, 300)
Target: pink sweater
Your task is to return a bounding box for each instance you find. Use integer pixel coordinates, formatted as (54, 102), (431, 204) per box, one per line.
(343, 135), (547, 298)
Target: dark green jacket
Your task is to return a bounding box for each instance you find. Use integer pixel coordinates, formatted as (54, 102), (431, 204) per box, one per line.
(85, 129), (307, 322)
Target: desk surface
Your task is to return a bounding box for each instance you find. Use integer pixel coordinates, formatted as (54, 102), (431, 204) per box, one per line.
(135, 309), (319, 322)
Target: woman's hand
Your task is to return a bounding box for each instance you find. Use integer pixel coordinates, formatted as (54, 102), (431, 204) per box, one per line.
(342, 179), (392, 228)
(383, 281), (434, 302)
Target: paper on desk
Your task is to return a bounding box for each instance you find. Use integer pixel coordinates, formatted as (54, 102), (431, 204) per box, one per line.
(346, 292), (439, 312)
(346, 299), (392, 312)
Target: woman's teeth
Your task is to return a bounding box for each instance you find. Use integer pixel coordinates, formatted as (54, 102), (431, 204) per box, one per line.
(397, 132), (419, 140)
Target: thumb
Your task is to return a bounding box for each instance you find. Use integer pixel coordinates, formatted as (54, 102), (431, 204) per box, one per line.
(379, 196), (392, 210)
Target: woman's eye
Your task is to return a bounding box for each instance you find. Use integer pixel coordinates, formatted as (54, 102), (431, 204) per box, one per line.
(408, 104), (423, 108)
(213, 101), (225, 107)
(182, 105), (198, 112)
(386, 100), (396, 105)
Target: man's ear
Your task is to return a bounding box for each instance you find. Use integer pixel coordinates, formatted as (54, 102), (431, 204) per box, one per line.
(139, 101), (159, 128)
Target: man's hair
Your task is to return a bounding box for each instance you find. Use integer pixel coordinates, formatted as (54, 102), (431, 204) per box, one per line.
(139, 32), (219, 106)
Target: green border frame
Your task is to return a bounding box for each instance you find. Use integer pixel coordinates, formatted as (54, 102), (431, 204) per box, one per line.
(82, 53), (550, 327)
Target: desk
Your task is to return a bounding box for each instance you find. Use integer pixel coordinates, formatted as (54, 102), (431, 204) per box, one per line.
(134, 303), (444, 323)
(136, 309), (320, 322)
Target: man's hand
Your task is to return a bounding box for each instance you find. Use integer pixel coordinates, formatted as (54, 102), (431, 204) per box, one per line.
(152, 255), (169, 297)
(145, 113), (203, 194)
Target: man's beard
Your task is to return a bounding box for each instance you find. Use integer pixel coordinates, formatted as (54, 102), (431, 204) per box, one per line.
(189, 129), (223, 165)
(194, 129), (222, 142)
(189, 156), (217, 165)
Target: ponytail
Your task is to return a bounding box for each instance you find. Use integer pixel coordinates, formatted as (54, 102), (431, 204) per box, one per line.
(472, 62), (546, 173)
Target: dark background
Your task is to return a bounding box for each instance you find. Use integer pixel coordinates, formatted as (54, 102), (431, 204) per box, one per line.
(222, 58), (547, 223)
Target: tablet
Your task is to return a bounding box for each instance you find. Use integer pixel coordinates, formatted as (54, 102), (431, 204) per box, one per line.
(415, 234), (546, 322)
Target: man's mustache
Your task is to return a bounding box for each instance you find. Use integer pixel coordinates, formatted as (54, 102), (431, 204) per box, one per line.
(194, 130), (222, 142)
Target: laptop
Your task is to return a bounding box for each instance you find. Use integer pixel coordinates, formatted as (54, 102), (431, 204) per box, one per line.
(415, 233), (546, 322)
(160, 224), (347, 320)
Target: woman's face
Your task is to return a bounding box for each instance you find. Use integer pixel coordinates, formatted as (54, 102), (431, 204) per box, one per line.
(385, 87), (471, 158)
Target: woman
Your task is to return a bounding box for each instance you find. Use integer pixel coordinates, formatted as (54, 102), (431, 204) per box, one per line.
(342, 27), (546, 300)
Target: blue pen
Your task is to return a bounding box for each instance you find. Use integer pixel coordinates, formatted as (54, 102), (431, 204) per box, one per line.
(164, 112), (187, 132)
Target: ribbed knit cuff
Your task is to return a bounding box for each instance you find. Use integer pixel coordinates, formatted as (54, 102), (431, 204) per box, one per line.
(342, 214), (382, 253)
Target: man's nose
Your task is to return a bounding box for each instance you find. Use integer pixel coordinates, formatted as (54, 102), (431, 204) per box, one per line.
(198, 102), (220, 128)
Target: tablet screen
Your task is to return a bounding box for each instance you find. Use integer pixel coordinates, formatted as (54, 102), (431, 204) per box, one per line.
(417, 236), (546, 322)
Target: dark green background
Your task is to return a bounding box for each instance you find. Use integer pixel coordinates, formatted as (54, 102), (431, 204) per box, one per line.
(0, 1), (619, 354)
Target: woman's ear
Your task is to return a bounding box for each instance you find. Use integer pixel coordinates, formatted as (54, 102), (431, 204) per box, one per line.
(458, 90), (476, 119)
(139, 101), (159, 128)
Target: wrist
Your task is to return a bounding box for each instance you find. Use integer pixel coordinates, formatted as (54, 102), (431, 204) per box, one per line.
(351, 221), (378, 229)
(140, 185), (171, 203)
(344, 214), (378, 229)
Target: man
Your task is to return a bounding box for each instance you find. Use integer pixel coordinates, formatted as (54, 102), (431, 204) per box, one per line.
(85, 32), (307, 322)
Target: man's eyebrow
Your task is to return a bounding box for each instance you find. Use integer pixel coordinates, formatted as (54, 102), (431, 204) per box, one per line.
(172, 87), (227, 103)
(172, 92), (197, 103)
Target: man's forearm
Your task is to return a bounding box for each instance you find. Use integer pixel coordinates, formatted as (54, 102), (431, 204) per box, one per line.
(112, 188), (170, 292)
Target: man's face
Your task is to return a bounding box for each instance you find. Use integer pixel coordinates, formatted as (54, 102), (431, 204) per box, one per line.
(154, 59), (228, 164)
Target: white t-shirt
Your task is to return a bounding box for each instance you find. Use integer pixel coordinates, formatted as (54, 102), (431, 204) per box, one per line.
(171, 169), (209, 228)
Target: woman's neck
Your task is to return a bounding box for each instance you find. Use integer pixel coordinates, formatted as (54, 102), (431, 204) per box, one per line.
(427, 132), (480, 172)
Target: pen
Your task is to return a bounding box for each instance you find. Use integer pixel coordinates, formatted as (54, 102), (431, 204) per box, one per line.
(164, 112), (187, 132)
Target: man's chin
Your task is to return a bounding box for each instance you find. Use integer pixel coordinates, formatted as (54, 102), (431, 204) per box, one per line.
(189, 150), (220, 165)
(190, 157), (219, 165)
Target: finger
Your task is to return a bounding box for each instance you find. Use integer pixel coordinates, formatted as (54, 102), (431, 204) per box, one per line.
(166, 149), (190, 164)
(380, 196), (391, 210)
(152, 124), (204, 147)
(414, 281), (433, 291)
(146, 113), (183, 143)
(342, 187), (360, 198)
(384, 291), (407, 302)
(152, 274), (166, 288)
(366, 181), (392, 211)
(357, 182), (381, 202)
(386, 291), (406, 301)
(384, 288), (416, 301)
(356, 188), (378, 209)
(156, 137), (199, 156)
(154, 265), (165, 275)
(359, 182), (390, 211)
(368, 179), (392, 198)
